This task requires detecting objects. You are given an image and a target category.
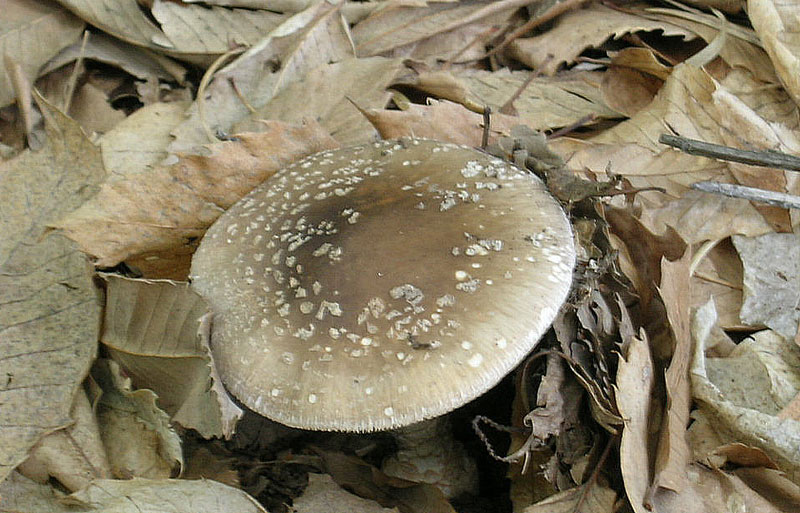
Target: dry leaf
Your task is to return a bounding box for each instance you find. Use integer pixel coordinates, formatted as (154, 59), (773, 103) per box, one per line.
(102, 275), (243, 438)
(55, 0), (284, 61)
(733, 233), (800, 339)
(0, 98), (102, 484)
(522, 481), (616, 513)
(351, 0), (528, 57)
(16, 390), (110, 491)
(0, 0), (84, 108)
(691, 301), (800, 485)
(54, 120), (338, 275)
(616, 328), (654, 513)
(689, 238), (744, 329)
(232, 56), (405, 145)
(749, 0), (800, 105)
(92, 359), (183, 480)
(508, 3), (693, 75)
(294, 473), (398, 513)
(63, 477), (267, 512)
(168, 1), (352, 154)
(363, 98), (521, 146)
(401, 69), (619, 131)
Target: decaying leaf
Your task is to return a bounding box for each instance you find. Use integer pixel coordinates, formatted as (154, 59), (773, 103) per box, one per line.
(0, 97), (103, 484)
(294, 473), (398, 513)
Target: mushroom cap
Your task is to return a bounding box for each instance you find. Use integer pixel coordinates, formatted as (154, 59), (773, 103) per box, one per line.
(190, 138), (575, 432)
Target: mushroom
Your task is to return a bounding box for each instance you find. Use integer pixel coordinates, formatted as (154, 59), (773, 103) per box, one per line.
(189, 138), (575, 497)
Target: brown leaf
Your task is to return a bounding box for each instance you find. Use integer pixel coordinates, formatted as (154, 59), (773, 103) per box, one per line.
(363, 99), (521, 146)
(54, 120), (338, 274)
(749, 0), (800, 105)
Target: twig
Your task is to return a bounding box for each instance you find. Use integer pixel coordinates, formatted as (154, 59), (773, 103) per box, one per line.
(692, 181), (800, 210)
(481, 106), (491, 149)
(659, 133), (800, 172)
(63, 30), (90, 114)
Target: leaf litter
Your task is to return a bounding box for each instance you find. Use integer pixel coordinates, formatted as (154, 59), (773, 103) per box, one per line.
(2, 0), (800, 511)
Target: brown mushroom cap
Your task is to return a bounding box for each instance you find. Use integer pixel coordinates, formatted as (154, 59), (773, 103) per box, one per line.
(190, 138), (575, 432)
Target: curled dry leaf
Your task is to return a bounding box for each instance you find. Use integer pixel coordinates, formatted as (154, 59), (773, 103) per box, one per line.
(294, 473), (397, 513)
(0, 98), (103, 484)
(508, 3), (694, 75)
(102, 275), (242, 439)
(0, 0), (84, 108)
(749, 0), (800, 105)
(691, 300), (800, 485)
(91, 359), (183, 480)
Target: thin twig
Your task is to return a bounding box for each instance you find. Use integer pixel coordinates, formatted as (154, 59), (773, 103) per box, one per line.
(63, 30), (90, 114)
(692, 181), (800, 210)
(659, 133), (800, 172)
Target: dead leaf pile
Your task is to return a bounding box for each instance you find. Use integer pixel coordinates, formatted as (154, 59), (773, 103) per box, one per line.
(2, 0), (800, 511)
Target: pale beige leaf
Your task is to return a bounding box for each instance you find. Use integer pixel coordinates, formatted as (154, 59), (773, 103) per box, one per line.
(0, 0), (84, 108)
(99, 102), (190, 179)
(400, 69), (619, 131)
(93, 359), (183, 479)
(65, 82), (127, 135)
(615, 328), (654, 513)
(508, 3), (694, 75)
(64, 477), (266, 512)
(168, 1), (352, 154)
(733, 233), (800, 339)
(522, 482), (616, 513)
(0, 471), (75, 513)
(0, 99), (102, 484)
(150, 0), (285, 55)
(102, 275), (243, 438)
(54, 120), (338, 274)
(41, 32), (174, 82)
(233, 56), (405, 145)
(295, 473), (398, 513)
(16, 390), (110, 491)
(56, 0), (284, 59)
(650, 252), (693, 496)
(691, 301), (800, 485)
(749, 0), (800, 105)
(352, 0), (529, 57)
(690, 238), (744, 329)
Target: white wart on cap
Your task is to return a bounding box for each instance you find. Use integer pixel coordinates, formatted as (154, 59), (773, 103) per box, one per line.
(190, 138), (575, 432)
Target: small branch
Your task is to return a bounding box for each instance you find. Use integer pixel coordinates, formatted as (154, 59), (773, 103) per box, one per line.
(691, 181), (800, 210)
(659, 134), (800, 172)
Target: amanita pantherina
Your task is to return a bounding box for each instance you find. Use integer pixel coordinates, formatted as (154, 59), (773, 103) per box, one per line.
(190, 138), (575, 497)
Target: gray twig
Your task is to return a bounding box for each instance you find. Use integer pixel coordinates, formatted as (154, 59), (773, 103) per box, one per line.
(691, 181), (800, 210)
(659, 133), (800, 172)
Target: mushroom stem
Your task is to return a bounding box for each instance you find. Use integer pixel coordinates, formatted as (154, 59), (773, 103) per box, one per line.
(382, 417), (478, 499)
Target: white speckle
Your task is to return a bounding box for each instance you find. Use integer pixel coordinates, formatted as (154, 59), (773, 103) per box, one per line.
(436, 294), (455, 307)
(396, 352), (405, 360)
(281, 352), (294, 364)
(465, 244), (488, 256)
(486, 279), (494, 285)
(471, 263), (482, 269)
(308, 394), (318, 404)
(271, 388), (281, 397)
(467, 353), (484, 367)
(254, 253), (264, 261)
(504, 271), (513, 279)
(299, 301), (314, 314)
(415, 202), (425, 210)
(495, 338), (507, 349)
(365, 387), (374, 395)
(313, 242), (332, 257)
(277, 303), (290, 317)
(317, 300), (342, 320)
(456, 278), (480, 293)
(389, 284), (424, 305)
(461, 341), (473, 350)
(329, 327), (341, 339)
(348, 212), (361, 224)
(455, 270), (468, 281)
(526, 256), (536, 262)
(360, 337), (373, 346)
(313, 281), (322, 295)
(384, 407), (394, 417)
(440, 197), (457, 211)
(295, 287), (307, 298)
